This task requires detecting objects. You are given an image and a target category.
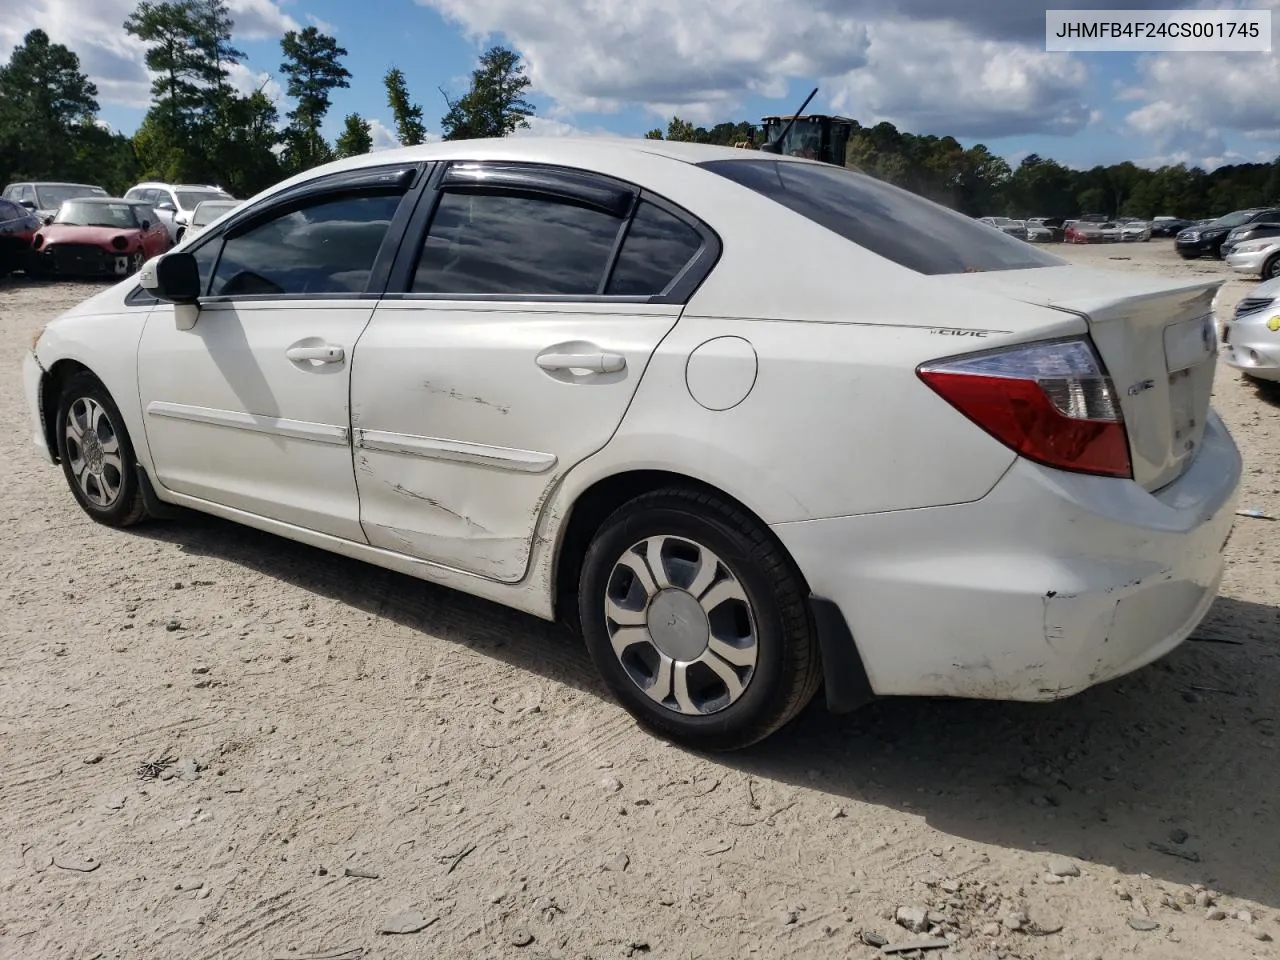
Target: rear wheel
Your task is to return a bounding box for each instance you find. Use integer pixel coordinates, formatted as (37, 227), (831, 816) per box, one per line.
(578, 487), (822, 751)
(55, 373), (147, 527)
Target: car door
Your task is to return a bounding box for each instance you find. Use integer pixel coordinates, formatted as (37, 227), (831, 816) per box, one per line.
(137, 163), (426, 540)
(350, 160), (718, 582)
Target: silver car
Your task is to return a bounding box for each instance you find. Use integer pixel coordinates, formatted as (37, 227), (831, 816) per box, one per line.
(1223, 277), (1280, 383)
(1225, 237), (1280, 280)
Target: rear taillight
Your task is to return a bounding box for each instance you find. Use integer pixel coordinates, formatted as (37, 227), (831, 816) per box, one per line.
(918, 337), (1132, 479)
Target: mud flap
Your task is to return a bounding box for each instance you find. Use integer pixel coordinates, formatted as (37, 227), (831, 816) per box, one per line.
(136, 465), (183, 519)
(809, 595), (876, 714)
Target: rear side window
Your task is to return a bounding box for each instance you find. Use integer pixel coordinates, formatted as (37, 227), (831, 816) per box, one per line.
(413, 191), (622, 296)
(697, 159), (1065, 276)
(0, 199), (19, 220)
(209, 191), (403, 297)
(606, 202), (704, 296)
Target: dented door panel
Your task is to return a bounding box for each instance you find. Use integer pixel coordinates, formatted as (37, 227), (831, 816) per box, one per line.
(350, 300), (682, 581)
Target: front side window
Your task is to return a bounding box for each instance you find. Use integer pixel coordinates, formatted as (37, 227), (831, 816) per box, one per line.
(698, 158), (1064, 276)
(208, 191), (404, 297)
(606, 201), (704, 296)
(413, 191), (623, 296)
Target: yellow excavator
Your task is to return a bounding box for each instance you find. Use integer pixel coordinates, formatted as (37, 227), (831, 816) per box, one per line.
(737, 88), (856, 166)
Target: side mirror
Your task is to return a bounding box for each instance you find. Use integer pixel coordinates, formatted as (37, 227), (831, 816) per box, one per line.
(19, 200), (36, 210)
(140, 219), (151, 231)
(138, 251), (201, 330)
(156, 202), (176, 213)
(43, 215), (54, 226)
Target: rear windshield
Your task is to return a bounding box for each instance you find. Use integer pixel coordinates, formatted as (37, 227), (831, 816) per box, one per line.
(697, 159), (1064, 275)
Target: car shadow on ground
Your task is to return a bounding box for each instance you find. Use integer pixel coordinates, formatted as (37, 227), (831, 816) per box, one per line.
(134, 512), (1279, 911)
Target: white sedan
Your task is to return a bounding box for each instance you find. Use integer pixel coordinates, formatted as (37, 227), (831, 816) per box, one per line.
(22, 138), (1242, 750)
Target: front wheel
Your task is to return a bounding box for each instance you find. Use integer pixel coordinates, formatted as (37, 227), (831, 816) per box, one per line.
(578, 488), (823, 751)
(1263, 253), (1280, 281)
(55, 372), (148, 527)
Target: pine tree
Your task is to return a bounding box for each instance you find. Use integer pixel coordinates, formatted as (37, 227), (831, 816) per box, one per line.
(440, 45), (534, 141)
(279, 26), (351, 171)
(383, 67), (425, 146)
(335, 113), (373, 157)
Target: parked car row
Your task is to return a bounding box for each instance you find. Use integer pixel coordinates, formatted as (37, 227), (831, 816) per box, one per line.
(0, 179), (240, 279)
(1171, 206), (1280, 279)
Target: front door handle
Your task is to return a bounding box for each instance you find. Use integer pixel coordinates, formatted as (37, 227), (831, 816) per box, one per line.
(535, 351), (626, 374)
(286, 344), (345, 363)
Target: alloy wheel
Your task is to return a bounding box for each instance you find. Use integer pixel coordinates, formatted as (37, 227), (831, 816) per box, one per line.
(64, 396), (124, 508)
(604, 534), (758, 715)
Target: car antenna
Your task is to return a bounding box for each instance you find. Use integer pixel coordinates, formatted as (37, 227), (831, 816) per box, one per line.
(759, 86), (819, 155)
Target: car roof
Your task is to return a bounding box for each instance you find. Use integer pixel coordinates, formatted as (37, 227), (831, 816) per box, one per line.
(9, 181), (105, 189)
(286, 136), (828, 179)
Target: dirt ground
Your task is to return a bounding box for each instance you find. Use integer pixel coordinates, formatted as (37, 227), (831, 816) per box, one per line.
(1, 240), (1277, 960)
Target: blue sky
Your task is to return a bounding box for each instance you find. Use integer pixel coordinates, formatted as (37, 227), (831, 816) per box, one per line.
(3, 0), (1277, 172)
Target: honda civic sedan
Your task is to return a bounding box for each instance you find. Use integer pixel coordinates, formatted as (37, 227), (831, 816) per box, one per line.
(22, 139), (1242, 750)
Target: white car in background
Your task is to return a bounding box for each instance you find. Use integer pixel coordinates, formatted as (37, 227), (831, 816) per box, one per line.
(183, 199), (242, 240)
(22, 139), (1242, 750)
(123, 181), (236, 242)
(1118, 219), (1152, 242)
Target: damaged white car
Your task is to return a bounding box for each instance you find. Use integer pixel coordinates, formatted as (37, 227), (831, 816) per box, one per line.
(23, 139), (1242, 749)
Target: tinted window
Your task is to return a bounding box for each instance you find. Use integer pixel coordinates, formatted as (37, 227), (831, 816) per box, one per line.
(209, 192), (403, 297)
(698, 159), (1064, 276)
(0, 199), (20, 220)
(606, 202), (704, 296)
(413, 191), (622, 296)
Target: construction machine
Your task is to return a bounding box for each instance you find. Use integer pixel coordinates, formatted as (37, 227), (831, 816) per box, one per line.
(750, 88), (857, 166)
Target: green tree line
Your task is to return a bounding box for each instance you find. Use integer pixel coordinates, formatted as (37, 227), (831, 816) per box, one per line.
(648, 114), (1280, 219)
(0, 1), (535, 199)
(3, 4), (1277, 219)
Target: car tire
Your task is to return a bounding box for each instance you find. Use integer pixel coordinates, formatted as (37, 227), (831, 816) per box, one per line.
(1263, 253), (1280, 281)
(577, 486), (823, 751)
(55, 372), (148, 528)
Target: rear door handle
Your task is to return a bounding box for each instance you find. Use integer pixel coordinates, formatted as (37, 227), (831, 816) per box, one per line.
(286, 344), (345, 363)
(535, 351), (626, 374)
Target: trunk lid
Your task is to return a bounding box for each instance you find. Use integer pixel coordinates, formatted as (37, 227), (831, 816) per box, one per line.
(931, 265), (1220, 491)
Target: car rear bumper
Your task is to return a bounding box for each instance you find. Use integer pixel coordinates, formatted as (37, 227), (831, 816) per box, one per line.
(1225, 249), (1270, 275)
(772, 412), (1241, 702)
(23, 350), (54, 463)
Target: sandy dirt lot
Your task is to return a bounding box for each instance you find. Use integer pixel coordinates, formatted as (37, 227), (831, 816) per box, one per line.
(0, 240), (1277, 960)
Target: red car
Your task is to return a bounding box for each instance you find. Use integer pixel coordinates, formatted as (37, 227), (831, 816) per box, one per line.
(28, 197), (171, 279)
(0, 197), (41, 275)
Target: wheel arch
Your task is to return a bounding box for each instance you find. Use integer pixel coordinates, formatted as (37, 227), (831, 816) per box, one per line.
(39, 358), (97, 463)
(549, 466), (876, 716)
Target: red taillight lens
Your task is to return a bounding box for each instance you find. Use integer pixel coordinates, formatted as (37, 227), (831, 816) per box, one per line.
(918, 337), (1133, 479)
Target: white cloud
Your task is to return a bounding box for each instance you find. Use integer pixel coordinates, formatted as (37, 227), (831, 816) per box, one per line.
(226, 62), (283, 103)
(306, 13), (338, 35)
(369, 118), (402, 151)
(1121, 51), (1280, 160)
(0, 0), (297, 109)
(413, 0), (1092, 138)
(226, 0), (299, 38)
(512, 115), (621, 138)
(417, 0), (871, 118)
(824, 20), (1091, 138)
